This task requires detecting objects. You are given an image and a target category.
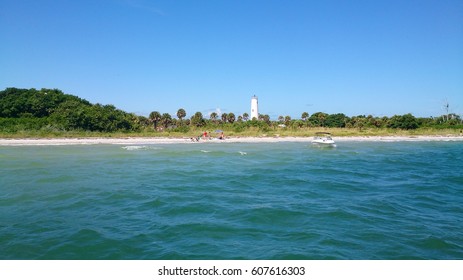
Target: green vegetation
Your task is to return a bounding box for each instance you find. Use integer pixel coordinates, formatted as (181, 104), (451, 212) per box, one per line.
(0, 88), (141, 134)
(1, 87), (462, 138)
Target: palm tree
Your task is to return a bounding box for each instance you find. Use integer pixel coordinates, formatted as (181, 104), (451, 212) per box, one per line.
(263, 114), (270, 124)
(301, 112), (309, 121)
(176, 108), (186, 123)
(242, 112), (249, 121)
(161, 113), (172, 128)
(227, 112), (236, 123)
(284, 115), (291, 126)
(210, 112), (218, 123)
(149, 111), (161, 130)
(221, 113), (228, 123)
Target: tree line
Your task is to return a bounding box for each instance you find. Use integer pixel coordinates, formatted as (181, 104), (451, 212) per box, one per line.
(149, 110), (462, 132)
(0, 88), (138, 132)
(1, 88), (461, 133)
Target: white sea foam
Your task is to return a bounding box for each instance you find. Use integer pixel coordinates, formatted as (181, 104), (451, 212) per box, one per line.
(122, 145), (148, 150)
(239, 151), (247, 155)
(122, 145), (162, 151)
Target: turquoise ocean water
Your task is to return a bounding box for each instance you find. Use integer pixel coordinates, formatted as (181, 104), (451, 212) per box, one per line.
(1, 141), (462, 259)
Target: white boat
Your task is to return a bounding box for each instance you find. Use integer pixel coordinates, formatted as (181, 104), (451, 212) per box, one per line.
(312, 132), (336, 146)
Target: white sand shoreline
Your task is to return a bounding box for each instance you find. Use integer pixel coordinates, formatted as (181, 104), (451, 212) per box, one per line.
(0, 135), (462, 146)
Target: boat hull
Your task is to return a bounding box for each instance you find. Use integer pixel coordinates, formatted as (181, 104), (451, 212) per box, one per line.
(312, 139), (336, 145)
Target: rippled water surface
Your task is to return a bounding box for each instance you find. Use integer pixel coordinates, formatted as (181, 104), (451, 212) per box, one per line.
(1, 141), (462, 259)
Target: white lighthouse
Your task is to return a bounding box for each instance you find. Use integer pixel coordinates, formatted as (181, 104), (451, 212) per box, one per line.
(250, 95), (259, 120)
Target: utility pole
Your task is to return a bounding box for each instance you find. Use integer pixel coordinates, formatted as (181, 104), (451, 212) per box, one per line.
(443, 99), (450, 122)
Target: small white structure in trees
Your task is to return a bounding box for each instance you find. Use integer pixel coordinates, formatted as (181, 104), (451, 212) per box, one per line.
(251, 95), (259, 120)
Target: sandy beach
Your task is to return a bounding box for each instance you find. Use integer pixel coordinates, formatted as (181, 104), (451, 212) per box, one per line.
(0, 135), (462, 146)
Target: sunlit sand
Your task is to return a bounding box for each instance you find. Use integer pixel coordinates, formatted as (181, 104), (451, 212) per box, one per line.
(0, 136), (462, 146)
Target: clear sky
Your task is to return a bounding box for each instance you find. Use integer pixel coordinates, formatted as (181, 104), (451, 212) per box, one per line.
(1, 0), (462, 119)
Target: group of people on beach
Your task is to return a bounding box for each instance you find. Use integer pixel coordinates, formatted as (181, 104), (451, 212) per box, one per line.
(191, 131), (225, 142)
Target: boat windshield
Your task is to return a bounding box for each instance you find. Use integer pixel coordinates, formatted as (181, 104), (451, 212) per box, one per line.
(315, 132), (331, 137)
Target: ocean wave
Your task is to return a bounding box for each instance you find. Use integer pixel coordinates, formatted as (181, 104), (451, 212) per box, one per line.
(2, 141), (463, 259)
(121, 145), (161, 151)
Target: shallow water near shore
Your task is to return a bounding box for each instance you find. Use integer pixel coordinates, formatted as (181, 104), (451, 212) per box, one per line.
(1, 141), (462, 259)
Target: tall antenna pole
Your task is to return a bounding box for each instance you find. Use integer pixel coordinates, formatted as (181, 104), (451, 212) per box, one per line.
(443, 98), (449, 122)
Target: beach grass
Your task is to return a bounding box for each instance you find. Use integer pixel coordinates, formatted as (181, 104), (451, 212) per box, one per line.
(1, 127), (461, 139)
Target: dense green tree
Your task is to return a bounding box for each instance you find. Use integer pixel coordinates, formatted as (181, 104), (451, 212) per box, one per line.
(447, 113), (462, 124)
(227, 112), (236, 123)
(49, 100), (88, 130)
(363, 115), (384, 128)
(137, 115), (150, 127)
(0, 88), (90, 118)
(350, 116), (366, 130)
(49, 102), (133, 132)
(309, 112), (328, 127)
(190, 112), (205, 127)
(387, 114), (419, 130)
(293, 120), (304, 128)
(326, 113), (348, 128)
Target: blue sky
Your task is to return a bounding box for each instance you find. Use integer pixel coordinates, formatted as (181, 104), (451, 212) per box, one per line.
(1, 0), (462, 119)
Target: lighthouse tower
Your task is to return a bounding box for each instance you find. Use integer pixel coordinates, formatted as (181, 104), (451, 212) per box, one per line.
(250, 95), (259, 120)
